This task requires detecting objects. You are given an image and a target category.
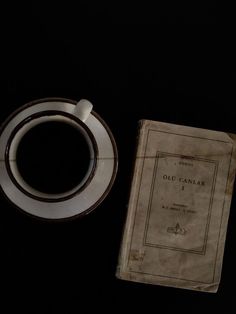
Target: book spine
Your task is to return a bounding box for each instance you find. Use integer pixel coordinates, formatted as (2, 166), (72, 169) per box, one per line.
(116, 120), (147, 279)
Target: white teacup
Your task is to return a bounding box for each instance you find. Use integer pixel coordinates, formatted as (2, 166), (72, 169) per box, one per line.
(0, 98), (118, 220)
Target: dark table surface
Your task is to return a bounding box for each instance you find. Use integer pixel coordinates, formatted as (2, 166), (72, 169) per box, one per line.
(0, 2), (235, 313)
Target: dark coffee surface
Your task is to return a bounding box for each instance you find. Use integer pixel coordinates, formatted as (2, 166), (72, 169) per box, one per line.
(16, 121), (91, 194)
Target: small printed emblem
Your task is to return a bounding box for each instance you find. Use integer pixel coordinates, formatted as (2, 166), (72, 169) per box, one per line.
(167, 223), (186, 235)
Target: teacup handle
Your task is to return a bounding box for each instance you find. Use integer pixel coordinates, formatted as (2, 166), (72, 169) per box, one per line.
(74, 99), (93, 122)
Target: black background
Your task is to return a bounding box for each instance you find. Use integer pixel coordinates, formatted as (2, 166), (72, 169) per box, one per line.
(0, 2), (236, 313)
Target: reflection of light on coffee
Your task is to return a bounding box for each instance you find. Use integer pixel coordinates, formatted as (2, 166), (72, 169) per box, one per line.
(16, 121), (91, 194)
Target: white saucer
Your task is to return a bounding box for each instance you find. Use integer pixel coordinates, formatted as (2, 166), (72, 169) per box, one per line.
(0, 98), (118, 220)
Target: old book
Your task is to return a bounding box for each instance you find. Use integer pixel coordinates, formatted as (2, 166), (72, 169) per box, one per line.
(117, 120), (236, 292)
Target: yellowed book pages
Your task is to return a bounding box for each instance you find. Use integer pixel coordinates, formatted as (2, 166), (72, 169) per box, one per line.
(117, 120), (236, 292)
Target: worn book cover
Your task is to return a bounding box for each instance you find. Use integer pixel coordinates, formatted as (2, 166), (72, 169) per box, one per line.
(117, 120), (236, 292)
